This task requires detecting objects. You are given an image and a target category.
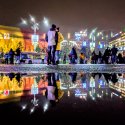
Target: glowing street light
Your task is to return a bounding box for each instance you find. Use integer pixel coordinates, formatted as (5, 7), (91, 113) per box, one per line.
(30, 15), (35, 23)
(21, 15), (40, 51)
(21, 15), (39, 34)
(43, 17), (49, 27)
(21, 18), (27, 25)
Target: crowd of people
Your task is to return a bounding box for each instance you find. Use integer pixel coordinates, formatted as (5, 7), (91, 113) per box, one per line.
(1, 24), (125, 65)
(91, 45), (125, 64)
(4, 48), (21, 64)
(46, 24), (125, 65)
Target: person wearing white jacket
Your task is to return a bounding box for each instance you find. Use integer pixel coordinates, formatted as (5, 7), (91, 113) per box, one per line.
(46, 24), (58, 65)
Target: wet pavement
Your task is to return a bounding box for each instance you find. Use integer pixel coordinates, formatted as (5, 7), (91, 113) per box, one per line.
(0, 64), (125, 73)
(0, 72), (125, 124)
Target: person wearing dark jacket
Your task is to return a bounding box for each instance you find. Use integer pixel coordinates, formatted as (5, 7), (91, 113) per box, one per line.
(117, 53), (124, 64)
(111, 45), (118, 64)
(8, 49), (15, 64)
(69, 47), (78, 64)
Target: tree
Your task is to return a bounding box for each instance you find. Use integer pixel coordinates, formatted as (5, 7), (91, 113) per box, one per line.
(35, 45), (41, 53)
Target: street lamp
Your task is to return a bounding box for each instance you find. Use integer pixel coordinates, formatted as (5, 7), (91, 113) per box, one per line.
(43, 17), (49, 27)
(21, 18), (27, 25)
(21, 15), (39, 51)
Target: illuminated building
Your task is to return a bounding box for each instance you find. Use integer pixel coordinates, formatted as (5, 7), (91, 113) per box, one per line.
(0, 74), (48, 102)
(109, 74), (125, 97)
(0, 25), (47, 54)
(108, 32), (125, 53)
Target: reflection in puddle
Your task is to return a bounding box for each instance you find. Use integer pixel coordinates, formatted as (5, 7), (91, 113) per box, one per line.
(0, 72), (125, 113)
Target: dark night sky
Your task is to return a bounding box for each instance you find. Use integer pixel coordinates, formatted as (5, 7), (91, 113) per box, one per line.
(0, 0), (125, 34)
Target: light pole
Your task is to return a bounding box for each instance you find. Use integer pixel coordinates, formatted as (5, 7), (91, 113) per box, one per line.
(43, 17), (49, 27)
(21, 15), (39, 51)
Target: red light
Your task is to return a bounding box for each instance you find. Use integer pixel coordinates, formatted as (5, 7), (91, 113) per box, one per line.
(4, 90), (10, 96)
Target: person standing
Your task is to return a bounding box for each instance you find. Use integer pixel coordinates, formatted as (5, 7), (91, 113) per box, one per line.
(69, 47), (78, 64)
(63, 52), (67, 64)
(111, 45), (118, 64)
(55, 27), (64, 64)
(46, 24), (58, 65)
(79, 52), (85, 64)
(15, 47), (21, 64)
(4, 53), (8, 64)
(8, 49), (15, 64)
(103, 47), (111, 64)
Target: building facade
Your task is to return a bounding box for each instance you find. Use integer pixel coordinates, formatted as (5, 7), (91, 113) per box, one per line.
(0, 25), (47, 54)
(109, 32), (125, 53)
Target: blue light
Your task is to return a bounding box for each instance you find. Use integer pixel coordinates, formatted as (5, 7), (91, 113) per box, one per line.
(99, 80), (103, 85)
(75, 89), (81, 95)
(82, 41), (87, 46)
(75, 32), (82, 41)
(99, 80), (105, 88)
(82, 83), (87, 88)
(98, 43), (103, 49)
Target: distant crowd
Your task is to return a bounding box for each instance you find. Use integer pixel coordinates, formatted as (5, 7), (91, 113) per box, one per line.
(1, 24), (125, 65)
(46, 24), (125, 65)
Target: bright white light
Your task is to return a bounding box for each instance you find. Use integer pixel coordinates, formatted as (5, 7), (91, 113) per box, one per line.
(68, 91), (70, 97)
(30, 107), (35, 114)
(21, 18), (27, 25)
(80, 31), (83, 34)
(22, 105), (27, 110)
(92, 97), (95, 100)
(43, 17), (49, 27)
(30, 15), (35, 23)
(44, 103), (48, 112)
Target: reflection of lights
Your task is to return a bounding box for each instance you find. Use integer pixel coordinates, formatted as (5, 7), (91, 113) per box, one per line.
(82, 83), (87, 88)
(31, 97), (38, 107)
(30, 107), (35, 114)
(75, 89), (81, 95)
(4, 90), (10, 96)
(68, 91), (70, 97)
(43, 103), (48, 112)
(89, 91), (92, 96)
(111, 92), (119, 98)
(75, 93), (87, 98)
(22, 105), (27, 110)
